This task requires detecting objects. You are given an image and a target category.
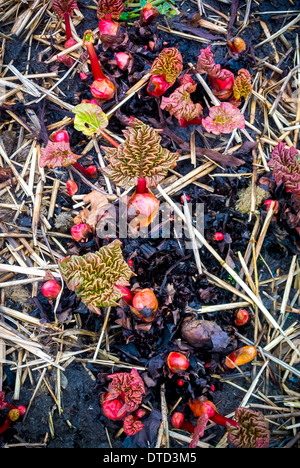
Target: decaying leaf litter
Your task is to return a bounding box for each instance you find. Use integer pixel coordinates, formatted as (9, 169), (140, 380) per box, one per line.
(0, 0), (299, 449)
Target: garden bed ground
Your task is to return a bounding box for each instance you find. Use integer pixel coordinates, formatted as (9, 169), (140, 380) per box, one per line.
(0, 0), (299, 450)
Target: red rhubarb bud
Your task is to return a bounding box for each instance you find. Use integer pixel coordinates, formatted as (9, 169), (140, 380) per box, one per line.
(140, 2), (159, 26)
(225, 345), (257, 369)
(102, 393), (126, 421)
(131, 288), (158, 322)
(135, 408), (147, 418)
(264, 199), (279, 214)
(234, 309), (249, 326)
(213, 232), (224, 241)
(66, 179), (78, 196)
(177, 379), (184, 386)
(147, 75), (171, 97)
(115, 52), (132, 71)
(85, 165), (98, 178)
(116, 285), (134, 305)
(171, 412), (184, 428)
(52, 129), (70, 143)
(80, 72), (88, 81)
(209, 71), (234, 100)
(71, 223), (92, 242)
(228, 37), (246, 54)
(189, 398), (217, 418)
(167, 352), (189, 374)
(91, 77), (115, 100)
(42, 280), (62, 300)
(128, 192), (160, 228)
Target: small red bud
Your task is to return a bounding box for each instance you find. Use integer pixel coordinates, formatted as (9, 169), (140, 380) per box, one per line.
(181, 194), (190, 204)
(102, 393), (126, 421)
(66, 179), (78, 196)
(147, 75), (171, 97)
(228, 37), (246, 54)
(225, 345), (257, 369)
(135, 408), (147, 418)
(132, 289), (158, 312)
(177, 379), (184, 386)
(213, 232), (224, 241)
(42, 280), (62, 300)
(17, 406), (26, 416)
(128, 259), (134, 268)
(234, 309), (249, 326)
(85, 165), (98, 179)
(71, 223), (92, 242)
(171, 412), (184, 428)
(52, 130), (70, 143)
(91, 77), (115, 100)
(167, 352), (189, 374)
(115, 52), (131, 71)
(264, 199), (279, 214)
(80, 72), (88, 81)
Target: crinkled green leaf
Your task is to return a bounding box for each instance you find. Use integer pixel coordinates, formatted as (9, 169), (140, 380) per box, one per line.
(73, 103), (109, 137)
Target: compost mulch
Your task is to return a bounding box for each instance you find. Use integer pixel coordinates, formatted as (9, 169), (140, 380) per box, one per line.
(0, 0), (299, 450)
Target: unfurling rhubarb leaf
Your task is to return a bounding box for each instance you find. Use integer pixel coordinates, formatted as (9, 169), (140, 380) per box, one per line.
(102, 117), (179, 190)
(123, 415), (145, 436)
(73, 103), (109, 136)
(40, 141), (81, 168)
(268, 142), (300, 196)
(150, 47), (183, 85)
(201, 102), (245, 135)
(107, 368), (145, 413)
(59, 240), (134, 314)
(52, 0), (78, 17)
(227, 408), (270, 448)
(160, 75), (203, 127)
(196, 46), (233, 81)
(97, 0), (124, 20)
(233, 69), (252, 101)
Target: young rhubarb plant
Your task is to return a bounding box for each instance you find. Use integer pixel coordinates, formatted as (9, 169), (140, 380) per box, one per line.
(267, 142), (300, 196)
(147, 47), (183, 97)
(107, 368), (145, 414)
(40, 130), (98, 178)
(52, 0), (78, 42)
(83, 30), (115, 100)
(59, 239), (134, 314)
(196, 46), (234, 100)
(160, 74), (203, 127)
(232, 68), (252, 106)
(225, 345), (257, 369)
(102, 117), (179, 228)
(201, 102), (245, 135)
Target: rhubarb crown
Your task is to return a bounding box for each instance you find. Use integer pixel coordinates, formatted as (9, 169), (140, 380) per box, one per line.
(59, 240), (134, 313)
(108, 368), (145, 413)
(102, 117), (179, 190)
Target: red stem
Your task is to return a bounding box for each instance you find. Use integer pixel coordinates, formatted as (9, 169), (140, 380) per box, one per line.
(210, 413), (239, 428)
(85, 41), (105, 81)
(136, 178), (148, 194)
(0, 415), (11, 435)
(181, 421), (195, 433)
(99, 129), (120, 148)
(73, 162), (95, 178)
(64, 12), (72, 41)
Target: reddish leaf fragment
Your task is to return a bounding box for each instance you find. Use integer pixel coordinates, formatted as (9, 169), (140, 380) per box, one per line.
(123, 415), (145, 436)
(268, 142), (300, 196)
(189, 413), (209, 448)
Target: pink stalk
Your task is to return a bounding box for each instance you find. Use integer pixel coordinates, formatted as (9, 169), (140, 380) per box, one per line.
(64, 11), (72, 41)
(210, 413), (239, 428)
(136, 178), (148, 194)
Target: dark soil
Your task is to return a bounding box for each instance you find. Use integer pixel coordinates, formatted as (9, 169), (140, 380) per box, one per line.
(0, 0), (299, 449)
